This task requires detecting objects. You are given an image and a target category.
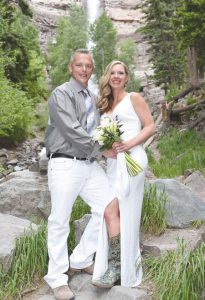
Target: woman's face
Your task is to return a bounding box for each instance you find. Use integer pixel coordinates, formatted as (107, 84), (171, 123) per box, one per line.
(108, 64), (128, 90)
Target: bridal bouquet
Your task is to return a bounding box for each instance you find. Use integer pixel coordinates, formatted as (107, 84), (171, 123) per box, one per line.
(93, 116), (143, 176)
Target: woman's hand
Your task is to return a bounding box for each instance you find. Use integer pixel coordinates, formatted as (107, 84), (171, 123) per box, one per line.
(112, 141), (133, 153)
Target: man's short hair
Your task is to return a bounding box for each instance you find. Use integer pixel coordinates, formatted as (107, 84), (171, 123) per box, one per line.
(69, 48), (94, 65)
(69, 48), (94, 66)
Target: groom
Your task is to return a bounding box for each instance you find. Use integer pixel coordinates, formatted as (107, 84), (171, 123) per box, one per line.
(44, 49), (115, 300)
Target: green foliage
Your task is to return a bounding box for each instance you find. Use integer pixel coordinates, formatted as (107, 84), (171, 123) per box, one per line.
(0, 222), (47, 299)
(47, 4), (88, 88)
(90, 13), (118, 81)
(186, 94), (197, 105)
(90, 15), (140, 89)
(165, 83), (182, 102)
(117, 38), (141, 92)
(0, 1), (48, 141)
(68, 197), (90, 252)
(22, 50), (48, 103)
(174, 0), (205, 78)
(149, 128), (205, 177)
(0, 164), (5, 174)
(144, 240), (205, 300)
(117, 38), (136, 68)
(0, 1), (47, 100)
(18, 0), (33, 17)
(0, 71), (32, 143)
(32, 101), (49, 133)
(191, 220), (205, 229)
(139, 0), (186, 89)
(141, 183), (167, 234)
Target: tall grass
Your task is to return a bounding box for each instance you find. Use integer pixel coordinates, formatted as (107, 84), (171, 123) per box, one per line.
(0, 222), (47, 299)
(144, 239), (205, 300)
(68, 197), (90, 252)
(141, 183), (168, 235)
(148, 128), (205, 178)
(0, 163), (5, 174)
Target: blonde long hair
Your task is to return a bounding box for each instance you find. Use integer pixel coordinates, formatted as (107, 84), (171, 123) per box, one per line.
(98, 60), (129, 114)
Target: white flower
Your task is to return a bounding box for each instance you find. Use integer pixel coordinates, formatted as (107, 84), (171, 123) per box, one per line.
(100, 117), (112, 128)
(98, 140), (104, 146)
(93, 129), (104, 141)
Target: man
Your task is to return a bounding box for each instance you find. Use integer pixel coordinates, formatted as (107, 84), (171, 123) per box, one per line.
(44, 49), (114, 300)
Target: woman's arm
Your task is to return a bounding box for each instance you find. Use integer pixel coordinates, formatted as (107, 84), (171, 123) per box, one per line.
(113, 92), (155, 153)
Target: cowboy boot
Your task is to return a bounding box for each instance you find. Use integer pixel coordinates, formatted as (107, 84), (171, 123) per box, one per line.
(92, 234), (121, 288)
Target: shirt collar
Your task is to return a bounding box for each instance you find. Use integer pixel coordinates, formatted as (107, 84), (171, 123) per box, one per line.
(69, 77), (90, 94)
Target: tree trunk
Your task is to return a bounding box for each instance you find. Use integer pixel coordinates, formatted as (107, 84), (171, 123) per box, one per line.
(187, 47), (199, 85)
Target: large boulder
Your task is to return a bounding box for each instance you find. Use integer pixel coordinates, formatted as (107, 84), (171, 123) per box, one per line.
(0, 170), (50, 219)
(0, 213), (38, 272)
(149, 179), (205, 228)
(184, 171), (205, 203)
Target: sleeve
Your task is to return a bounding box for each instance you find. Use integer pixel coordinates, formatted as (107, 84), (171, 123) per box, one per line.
(49, 88), (100, 157)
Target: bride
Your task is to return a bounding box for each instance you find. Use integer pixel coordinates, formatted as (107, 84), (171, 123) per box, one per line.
(92, 60), (155, 288)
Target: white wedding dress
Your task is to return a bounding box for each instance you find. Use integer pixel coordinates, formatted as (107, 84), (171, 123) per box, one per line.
(92, 93), (148, 287)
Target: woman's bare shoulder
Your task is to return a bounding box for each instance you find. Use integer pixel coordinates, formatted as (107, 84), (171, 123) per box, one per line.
(130, 92), (146, 105)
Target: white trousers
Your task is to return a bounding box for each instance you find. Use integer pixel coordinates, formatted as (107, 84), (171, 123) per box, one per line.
(44, 157), (113, 289)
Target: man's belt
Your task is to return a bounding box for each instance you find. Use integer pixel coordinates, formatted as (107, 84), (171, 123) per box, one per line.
(48, 153), (87, 161)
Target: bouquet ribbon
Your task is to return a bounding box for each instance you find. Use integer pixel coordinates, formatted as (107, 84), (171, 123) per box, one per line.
(116, 152), (130, 200)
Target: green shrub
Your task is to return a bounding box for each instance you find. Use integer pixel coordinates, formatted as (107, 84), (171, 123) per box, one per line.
(32, 101), (48, 133)
(165, 83), (182, 102)
(22, 50), (48, 103)
(0, 75), (32, 143)
(0, 1), (47, 102)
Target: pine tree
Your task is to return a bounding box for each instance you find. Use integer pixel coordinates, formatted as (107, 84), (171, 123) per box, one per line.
(89, 13), (118, 81)
(48, 4), (88, 87)
(117, 38), (140, 92)
(140, 0), (186, 90)
(174, 0), (205, 81)
(0, 0), (47, 100)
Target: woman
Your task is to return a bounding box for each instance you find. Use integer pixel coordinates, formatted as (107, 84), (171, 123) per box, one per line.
(92, 61), (155, 288)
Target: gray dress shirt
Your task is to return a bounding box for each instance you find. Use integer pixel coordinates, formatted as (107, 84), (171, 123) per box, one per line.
(45, 78), (100, 159)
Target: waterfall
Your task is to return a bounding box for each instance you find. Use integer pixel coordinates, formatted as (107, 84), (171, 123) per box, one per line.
(87, 0), (102, 25)
(85, 0), (104, 95)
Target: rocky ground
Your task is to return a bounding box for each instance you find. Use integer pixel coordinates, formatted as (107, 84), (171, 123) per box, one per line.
(0, 137), (44, 180)
(1, 141), (205, 298)
(22, 276), (151, 300)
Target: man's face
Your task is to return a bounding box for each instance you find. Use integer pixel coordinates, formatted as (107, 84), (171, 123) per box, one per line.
(68, 53), (93, 87)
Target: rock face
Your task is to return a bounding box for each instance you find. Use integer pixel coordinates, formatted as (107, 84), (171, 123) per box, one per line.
(28, 0), (78, 52)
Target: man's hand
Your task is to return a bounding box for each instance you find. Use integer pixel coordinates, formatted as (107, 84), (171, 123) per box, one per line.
(102, 149), (117, 159)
